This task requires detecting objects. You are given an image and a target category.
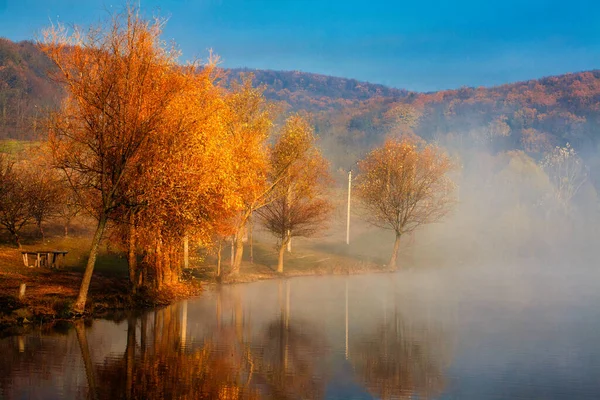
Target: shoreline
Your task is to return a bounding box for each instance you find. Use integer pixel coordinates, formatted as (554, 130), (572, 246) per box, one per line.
(0, 259), (389, 335)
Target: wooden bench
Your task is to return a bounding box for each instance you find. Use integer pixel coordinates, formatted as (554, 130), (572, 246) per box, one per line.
(21, 251), (68, 269)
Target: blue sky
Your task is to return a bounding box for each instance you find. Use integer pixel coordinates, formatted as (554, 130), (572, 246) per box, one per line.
(1, 0), (599, 91)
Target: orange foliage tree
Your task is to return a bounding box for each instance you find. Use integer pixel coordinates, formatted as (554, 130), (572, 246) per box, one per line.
(355, 137), (457, 269)
(41, 7), (209, 312)
(122, 63), (240, 291)
(256, 115), (333, 273)
(222, 77), (275, 275)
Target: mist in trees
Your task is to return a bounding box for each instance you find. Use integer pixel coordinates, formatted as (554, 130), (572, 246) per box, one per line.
(354, 137), (457, 270)
(0, 149), (63, 247)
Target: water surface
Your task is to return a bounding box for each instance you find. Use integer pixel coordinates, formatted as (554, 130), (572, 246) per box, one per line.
(2, 264), (600, 399)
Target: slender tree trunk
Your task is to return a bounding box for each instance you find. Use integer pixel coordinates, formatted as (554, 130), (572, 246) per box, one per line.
(277, 242), (286, 273)
(163, 245), (172, 286)
(155, 238), (163, 291)
(183, 235), (189, 269)
(216, 240), (222, 281)
(249, 216), (254, 264)
(127, 214), (137, 293)
(13, 232), (22, 249)
(38, 221), (45, 241)
(389, 233), (401, 271)
(73, 213), (108, 313)
(64, 222), (69, 237)
(8, 226), (22, 249)
(233, 225), (245, 270)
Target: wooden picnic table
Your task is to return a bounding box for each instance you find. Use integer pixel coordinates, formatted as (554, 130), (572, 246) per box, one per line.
(21, 251), (68, 269)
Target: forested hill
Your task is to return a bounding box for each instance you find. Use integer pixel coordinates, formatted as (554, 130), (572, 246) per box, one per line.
(327, 70), (600, 156)
(0, 39), (64, 140)
(226, 68), (409, 111)
(0, 38), (408, 140)
(3, 37), (600, 166)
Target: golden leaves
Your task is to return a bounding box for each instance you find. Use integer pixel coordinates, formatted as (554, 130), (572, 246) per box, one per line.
(355, 137), (457, 235)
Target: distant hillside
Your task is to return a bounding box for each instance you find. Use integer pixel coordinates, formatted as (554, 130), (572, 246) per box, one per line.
(0, 38), (63, 140)
(0, 39), (408, 140)
(3, 37), (600, 168)
(316, 70), (600, 169)
(227, 68), (409, 112)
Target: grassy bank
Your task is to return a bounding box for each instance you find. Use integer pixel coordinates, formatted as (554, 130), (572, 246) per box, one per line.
(0, 235), (202, 331)
(0, 230), (391, 332)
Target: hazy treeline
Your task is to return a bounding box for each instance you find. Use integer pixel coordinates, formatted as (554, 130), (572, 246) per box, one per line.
(0, 145), (79, 246)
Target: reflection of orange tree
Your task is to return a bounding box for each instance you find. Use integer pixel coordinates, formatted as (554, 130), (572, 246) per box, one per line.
(94, 292), (329, 400)
(96, 305), (260, 400)
(216, 287), (329, 400)
(249, 316), (329, 399)
(351, 309), (453, 400)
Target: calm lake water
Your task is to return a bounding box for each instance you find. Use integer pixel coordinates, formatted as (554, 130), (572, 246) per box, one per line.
(2, 263), (600, 399)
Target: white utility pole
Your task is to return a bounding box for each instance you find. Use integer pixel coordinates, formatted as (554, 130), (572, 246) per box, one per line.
(346, 170), (352, 245)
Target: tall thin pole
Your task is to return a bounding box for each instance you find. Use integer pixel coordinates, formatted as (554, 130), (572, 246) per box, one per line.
(346, 170), (352, 245)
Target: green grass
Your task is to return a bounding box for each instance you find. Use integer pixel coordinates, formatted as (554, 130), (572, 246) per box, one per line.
(21, 235), (129, 277)
(0, 139), (41, 154)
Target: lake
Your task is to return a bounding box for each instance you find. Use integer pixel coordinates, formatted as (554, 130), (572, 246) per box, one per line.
(2, 263), (600, 399)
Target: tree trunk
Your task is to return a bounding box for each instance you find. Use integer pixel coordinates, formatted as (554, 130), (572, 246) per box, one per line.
(127, 214), (137, 293)
(13, 231), (22, 249)
(216, 240), (222, 281)
(249, 217), (254, 264)
(277, 242), (286, 273)
(73, 213), (108, 313)
(389, 233), (401, 271)
(38, 221), (45, 241)
(163, 245), (172, 286)
(155, 238), (163, 291)
(233, 225), (245, 270)
(183, 235), (189, 269)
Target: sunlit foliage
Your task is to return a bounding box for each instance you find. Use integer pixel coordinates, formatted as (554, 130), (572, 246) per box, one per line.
(355, 137), (457, 269)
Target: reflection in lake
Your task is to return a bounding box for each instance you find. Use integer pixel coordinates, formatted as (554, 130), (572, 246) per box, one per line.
(7, 267), (600, 399)
(0, 274), (456, 399)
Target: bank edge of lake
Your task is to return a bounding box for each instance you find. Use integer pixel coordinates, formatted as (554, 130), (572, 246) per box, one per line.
(0, 258), (389, 336)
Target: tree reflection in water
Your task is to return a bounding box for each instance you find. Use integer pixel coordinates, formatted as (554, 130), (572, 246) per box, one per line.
(1, 277), (455, 400)
(95, 304), (260, 400)
(94, 284), (328, 400)
(350, 304), (454, 400)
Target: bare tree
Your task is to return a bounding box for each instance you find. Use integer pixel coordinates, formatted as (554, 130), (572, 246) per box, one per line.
(27, 170), (62, 240)
(0, 155), (31, 248)
(355, 137), (457, 270)
(540, 143), (587, 215)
